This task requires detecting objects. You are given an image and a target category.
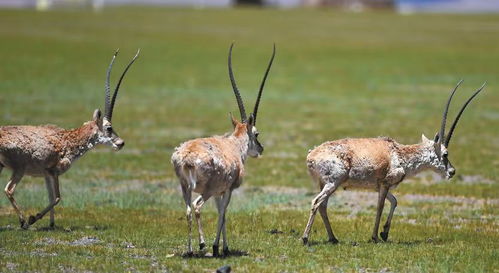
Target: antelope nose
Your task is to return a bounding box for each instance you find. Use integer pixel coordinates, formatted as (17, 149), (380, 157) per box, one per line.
(115, 139), (125, 149)
(449, 168), (456, 177)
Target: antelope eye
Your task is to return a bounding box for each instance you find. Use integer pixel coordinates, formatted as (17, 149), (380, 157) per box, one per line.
(255, 132), (259, 137)
(443, 152), (448, 157)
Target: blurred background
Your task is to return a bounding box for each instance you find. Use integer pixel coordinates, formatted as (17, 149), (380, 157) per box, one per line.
(0, 1), (498, 272)
(3, 0), (499, 13)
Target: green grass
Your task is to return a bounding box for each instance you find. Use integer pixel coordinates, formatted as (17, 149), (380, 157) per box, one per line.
(0, 7), (498, 272)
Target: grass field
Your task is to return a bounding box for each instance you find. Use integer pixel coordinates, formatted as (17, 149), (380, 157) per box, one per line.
(0, 7), (498, 272)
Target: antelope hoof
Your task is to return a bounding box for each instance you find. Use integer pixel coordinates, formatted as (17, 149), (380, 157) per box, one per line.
(216, 265), (232, 273)
(213, 245), (219, 257)
(302, 237), (309, 245)
(222, 246), (229, 257)
(328, 237), (339, 244)
(185, 251), (193, 257)
(199, 242), (206, 251)
(49, 222), (55, 229)
(28, 215), (37, 225)
(371, 236), (381, 243)
(20, 219), (29, 230)
(380, 232), (389, 242)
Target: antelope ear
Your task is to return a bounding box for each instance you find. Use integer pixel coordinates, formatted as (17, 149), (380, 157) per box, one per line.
(433, 132), (440, 143)
(229, 112), (238, 128)
(421, 134), (430, 143)
(248, 114), (255, 126)
(93, 109), (102, 121)
(433, 141), (442, 156)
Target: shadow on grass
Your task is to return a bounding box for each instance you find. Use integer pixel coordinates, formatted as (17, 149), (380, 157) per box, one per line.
(305, 238), (442, 247)
(33, 224), (110, 232)
(306, 240), (341, 247)
(34, 226), (66, 232)
(0, 225), (16, 232)
(180, 249), (249, 259)
(390, 238), (443, 245)
(0, 224), (110, 233)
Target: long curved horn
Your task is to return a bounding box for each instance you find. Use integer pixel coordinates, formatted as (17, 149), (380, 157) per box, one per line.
(106, 49), (140, 121)
(252, 43), (276, 125)
(105, 49), (119, 119)
(444, 82), (486, 147)
(437, 80), (463, 145)
(228, 43), (247, 122)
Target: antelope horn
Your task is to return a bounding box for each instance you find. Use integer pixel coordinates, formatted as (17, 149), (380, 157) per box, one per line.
(444, 82), (486, 147)
(106, 48), (140, 121)
(228, 42), (247, 122)
(436, 80), (463, 145)
(252, 43), (276, 125)
(104, 49), (119, 120)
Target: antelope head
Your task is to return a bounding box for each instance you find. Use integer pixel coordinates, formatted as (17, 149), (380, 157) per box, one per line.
(423, 80), (486, 179)
(228, 43), (276, 158)
(94, 49), (140, 151)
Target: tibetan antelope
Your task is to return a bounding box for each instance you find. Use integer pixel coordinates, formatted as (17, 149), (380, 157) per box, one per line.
(302, 81), (486, 244)
(0, 49), (139, 229)
(171, 43), (275, 256)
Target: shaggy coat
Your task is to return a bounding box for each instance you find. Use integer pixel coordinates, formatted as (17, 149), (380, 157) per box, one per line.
(172, 122), (250, 199)
(306, 137), (440, 191)
(0, 122), (101, 177)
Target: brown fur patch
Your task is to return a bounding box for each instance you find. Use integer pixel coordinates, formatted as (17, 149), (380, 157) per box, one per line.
(307, 138), (396, 187)
(171, 121), (251, 197)
(233, 122), (247, 138)
(395, 143), (424, 158)
(0, 121), (100, 176)
(53, 122), (98, 156)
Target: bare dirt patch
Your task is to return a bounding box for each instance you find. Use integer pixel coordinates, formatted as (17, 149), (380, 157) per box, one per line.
(402, 194), (499, 206)
(457, 174), (495, 185)
(69, 236), (101, 246)
(409, 172), (495, 185)
(34, 236), (102, 247)
(35, 237), (64, 246)
(253, 186), (499, 218)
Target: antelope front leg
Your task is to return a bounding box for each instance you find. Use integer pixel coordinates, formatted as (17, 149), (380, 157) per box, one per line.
(372, 185), (389, 243)
(4, 170), (27, 228)
(302, 182), (338, 245)
(318, 196), (338, 243)
(380, 192), (397, 241)
(192, 195), (207, 250)
(28, 174), (61, 227)
(213, 191), (232, 257)
(215, 196), (229, 255)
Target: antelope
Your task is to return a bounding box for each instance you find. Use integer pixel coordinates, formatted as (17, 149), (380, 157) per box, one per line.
(302, 81), (486, 244)
(171, 43), (275, 256)
(0, 49), (139, 229)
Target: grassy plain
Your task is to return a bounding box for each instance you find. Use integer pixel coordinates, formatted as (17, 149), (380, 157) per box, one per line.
(0, 7), (498, 272)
